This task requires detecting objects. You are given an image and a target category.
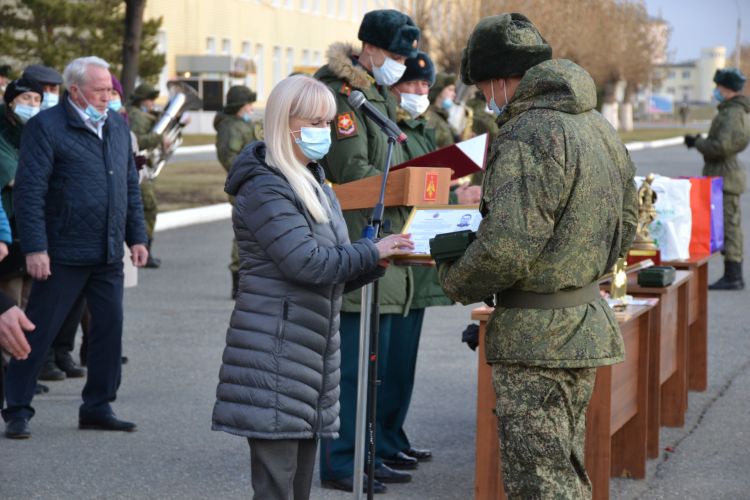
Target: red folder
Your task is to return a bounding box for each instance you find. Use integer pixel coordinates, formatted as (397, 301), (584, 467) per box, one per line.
(392, 133), (489, 180)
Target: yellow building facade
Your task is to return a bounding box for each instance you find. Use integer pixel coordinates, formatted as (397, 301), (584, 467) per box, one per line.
(144, 0), (401, 110)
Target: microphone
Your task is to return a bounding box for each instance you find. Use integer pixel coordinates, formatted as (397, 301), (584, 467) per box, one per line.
(347, 90), (407, 144)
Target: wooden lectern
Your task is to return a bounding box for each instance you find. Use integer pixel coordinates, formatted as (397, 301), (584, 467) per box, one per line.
(332, 167), (452, 210)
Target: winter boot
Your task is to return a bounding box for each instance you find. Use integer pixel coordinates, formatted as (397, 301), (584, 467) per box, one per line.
(145, 239), (161, 269)
(709, 261), (745, 290)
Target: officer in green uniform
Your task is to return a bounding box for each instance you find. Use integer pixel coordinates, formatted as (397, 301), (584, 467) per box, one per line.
(127, 83), (164, 268)
(375, 50), (449, 471)
(314, 8), (420, 493)
(467, 89), (500, 143)
(425, 73), (457, 149)
(685, 68), (750, 290)
(438, 13), (638, 498)
(214, 85), (261, 298)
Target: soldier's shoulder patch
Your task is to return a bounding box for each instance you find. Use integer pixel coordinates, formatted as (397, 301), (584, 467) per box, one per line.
(340, 83), (352, 96)
(336, 112), (358, 139)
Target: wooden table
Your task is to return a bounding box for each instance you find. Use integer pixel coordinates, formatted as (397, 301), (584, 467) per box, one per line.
(663, 254), (714, 391)
(472, 303), (656, 500)
(627, 270), (691, 459)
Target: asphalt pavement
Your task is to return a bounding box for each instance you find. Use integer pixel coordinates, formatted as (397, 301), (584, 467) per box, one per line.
(1, 142), (749, 499)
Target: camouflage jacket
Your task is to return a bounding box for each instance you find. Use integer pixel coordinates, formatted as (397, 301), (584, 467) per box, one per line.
(214, 112), (261, 173)
(397, 107), (452, 309)
(126, 105), (161, 151)
(696, 95), (750, 195)
(425, 106), (456, 149)
(439, 59), (637, 368)
(315, 42), (413, 315)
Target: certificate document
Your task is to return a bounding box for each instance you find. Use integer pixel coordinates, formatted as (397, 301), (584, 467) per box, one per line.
(400, 205), (483, 258)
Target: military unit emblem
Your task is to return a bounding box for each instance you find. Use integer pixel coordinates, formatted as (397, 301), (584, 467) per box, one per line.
(336, 112), (358, 139)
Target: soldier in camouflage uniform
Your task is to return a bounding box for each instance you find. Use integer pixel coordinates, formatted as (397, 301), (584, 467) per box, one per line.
(376, 51), (449, 470)
(438, 13), (637, 498)
(127, 83), (165, 268)
(214, 85), (261, 298)
(425, 73), (457, 149)
(685, 68), (750, 290)
(314, 9), (420, 493)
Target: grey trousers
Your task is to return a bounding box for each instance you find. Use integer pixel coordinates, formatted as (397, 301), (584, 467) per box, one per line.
(247, 438), (318, 500)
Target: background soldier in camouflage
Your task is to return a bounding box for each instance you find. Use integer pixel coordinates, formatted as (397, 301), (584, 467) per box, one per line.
(314, 8), (420, 493)
(438, 13), (637, 499)
(214, 85), (261, 298)
(685, 68), (750, 290)
(425, 73), (458, 149)
(127, 83), (168, 268)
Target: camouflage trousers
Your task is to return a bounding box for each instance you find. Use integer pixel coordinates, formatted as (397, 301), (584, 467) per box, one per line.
(140, 178), (158, 240)
(491, 364), (597, 500)
(723, 192), (743, 263)
(228, 194), (239, 273)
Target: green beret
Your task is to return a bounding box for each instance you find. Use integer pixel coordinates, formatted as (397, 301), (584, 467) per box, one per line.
(397, 51), (435, 86)
(714, 68), (746, 92)
(224, 85), (257, 114)
(358, 9), (420, 58)
(131, 83), (159, 104)
(460, 12), (552, 84)
(429, 73), (456, 103)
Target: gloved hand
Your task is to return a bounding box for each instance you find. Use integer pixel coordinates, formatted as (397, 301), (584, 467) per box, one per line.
(461, 323), (479, 351)
(684, 134), (697, 148)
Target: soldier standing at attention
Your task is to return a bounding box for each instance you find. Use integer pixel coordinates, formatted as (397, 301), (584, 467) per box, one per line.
(425, 73), (457, 148)
(214, 85), (261, 299)
(438, 13), (637, 498)
(127, 83), (167, 268)
(685, 68), (750, 290)
(314, 8), (420, 493)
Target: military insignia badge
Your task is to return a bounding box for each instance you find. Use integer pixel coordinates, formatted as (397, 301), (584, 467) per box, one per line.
(418, 59), (426, 68)
(336, 112), (358, 139)
(412, 39), (418, 49)
(340, 83), (351, 96)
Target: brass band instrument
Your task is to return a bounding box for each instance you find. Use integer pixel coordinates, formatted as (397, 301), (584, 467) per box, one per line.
(141, 81), (202, 179)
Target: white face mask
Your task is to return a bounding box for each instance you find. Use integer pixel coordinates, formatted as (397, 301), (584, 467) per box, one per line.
(400, 93), (430, 118)
(371, 51), (406, 86)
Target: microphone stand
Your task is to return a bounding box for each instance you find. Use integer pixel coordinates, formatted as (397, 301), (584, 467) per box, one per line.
(353, 135), (396, 500)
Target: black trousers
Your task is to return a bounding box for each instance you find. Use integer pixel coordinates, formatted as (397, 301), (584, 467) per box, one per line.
(2, 262), (124, 421)
(248, 438), (318, 500)
(44, 293), (86, 363)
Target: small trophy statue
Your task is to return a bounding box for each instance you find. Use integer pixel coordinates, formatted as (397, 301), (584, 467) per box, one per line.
(628, 173), (661, 265)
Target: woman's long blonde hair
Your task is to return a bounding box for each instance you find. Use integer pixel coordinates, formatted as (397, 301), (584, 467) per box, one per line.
(264, 74), (336, 224)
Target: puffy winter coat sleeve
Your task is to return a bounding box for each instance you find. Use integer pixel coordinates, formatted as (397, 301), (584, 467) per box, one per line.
(439, 139), (564, 304)
(14, 117), (54, 255)
(239, 176), (381, 286)
(0, 202), (11, 243)
(125, 140), (148, 247)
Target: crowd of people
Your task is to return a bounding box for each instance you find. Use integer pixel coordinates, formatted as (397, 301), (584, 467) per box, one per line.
(1, 6), (748, 500)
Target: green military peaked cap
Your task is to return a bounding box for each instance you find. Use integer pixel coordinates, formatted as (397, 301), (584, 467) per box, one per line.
(397, 51), (436, 86)
(358, 9), (420, 58)
(460, 12), (552, 85)
(714, 67), (746, 92)
(224, 85), (257, 114)
(429, 73), (456, 103)
(131, 83), (159, 104)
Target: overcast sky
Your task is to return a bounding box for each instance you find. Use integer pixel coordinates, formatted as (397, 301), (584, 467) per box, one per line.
(643, 0), (748, 62)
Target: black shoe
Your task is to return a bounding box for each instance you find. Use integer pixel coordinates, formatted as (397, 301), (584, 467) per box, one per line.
(321, 475), (387, 494)
(56, 352), (86, 378)
(121, 356), (129, 365)
(404, 446), (433, 462)
(383, 450), (419, 469)
(34, 383), (49, 395)
(145, 254), (161, 268)
(5, 418), (30, 439)
(79, 414), (137, 432)
(373, 463), (412, 483)
(709, 261), (745, 290)
(39, 360), (66, 381)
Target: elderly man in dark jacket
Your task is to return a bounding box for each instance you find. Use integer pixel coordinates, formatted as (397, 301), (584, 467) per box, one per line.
(2, 56), (148, 440)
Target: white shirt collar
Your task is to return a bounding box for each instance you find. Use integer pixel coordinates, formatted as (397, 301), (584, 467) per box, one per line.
(68, 96), (106, 138)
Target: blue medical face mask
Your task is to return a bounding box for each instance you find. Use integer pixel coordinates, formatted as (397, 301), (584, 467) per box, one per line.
(291, 126), (332, 161)
(78, 91), (108, 124)
(489, 79), (508, 116)
(108, 98), (123, 112)
(441, 98), (454, 111)
(41, 92), (59, 110)
(13, 103), (41, 123)
(371, 51), (407, 86)
(242, 112), (252, 123)
(713, 88), (725, 103)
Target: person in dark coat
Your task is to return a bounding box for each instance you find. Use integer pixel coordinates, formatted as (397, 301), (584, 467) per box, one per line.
(211, 74), (413, 500)
(2, 56), (149, 440)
